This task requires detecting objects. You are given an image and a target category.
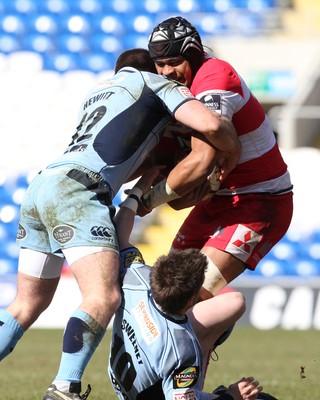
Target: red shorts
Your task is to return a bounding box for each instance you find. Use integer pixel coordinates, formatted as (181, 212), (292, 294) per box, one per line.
(172, 192), (293, 270)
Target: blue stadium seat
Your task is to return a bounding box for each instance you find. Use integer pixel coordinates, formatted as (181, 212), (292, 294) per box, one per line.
(22, 33), (56, 54)
(196, 14), (227, 36)
(27, 14), (59, 35)
(304, 242), (320, 262)
(16, 171), (36, 188)
(163, 0), (202, 13)
(267, 241), (298, 262)
(311, 228), (320, 243)
(59, 14), (91, 35)
(0, 33), (22, 53)
(37, 0), (71, 15)
(91, 34), (123, 55)
(134, 0), (168, 14)
(8, 0), (39, 15)
(0, 239), (19, 259)
(68, 0), (103, 15)
(126, 15), (155, 35)
(11, 186), (27, 206)
(0, 186), (13, 205)
(123, 34), (149, 50)
(0, 204), (20, 224)
(0, 223), (8, 241)
(258, 259), (287, 277)
(0, 1), (6, 13)
(56, 33), (90, 54)
(291, 260), (320, 277)
(93, 15), (125, 36)
(246, 0), (277, 12)
(79, 53), (115, 73)
(203, 0), (235, 13)
(0, 257), (18, 276)
(230, 11), (263, 35)
(43, 53), (82, 72)
(106, 0), (135, 14)
(0, 15), (27, 35)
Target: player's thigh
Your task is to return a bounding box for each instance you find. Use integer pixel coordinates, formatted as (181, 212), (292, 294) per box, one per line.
(8, 250), (62, 327)
(172, 199), (216, 249)
(69, 250), (120, 301)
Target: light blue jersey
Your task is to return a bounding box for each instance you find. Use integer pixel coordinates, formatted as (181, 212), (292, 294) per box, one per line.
(48, 67), (194, 198)
(108, 247), (208, 400)
(17, 68), (194, 257)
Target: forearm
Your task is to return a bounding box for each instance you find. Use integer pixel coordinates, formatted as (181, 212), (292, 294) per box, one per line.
(141, 137), (216, 211)
(115, 188), (142, 250)
(207, 115), (240, 154)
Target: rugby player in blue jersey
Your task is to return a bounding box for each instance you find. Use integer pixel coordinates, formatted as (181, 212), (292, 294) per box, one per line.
(0, 49), (240, 400)
(108, 168), (265, 400)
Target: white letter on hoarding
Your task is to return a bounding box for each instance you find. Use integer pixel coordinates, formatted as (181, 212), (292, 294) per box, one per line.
(250, 286), (286, 329)
(313, 291), (320, 329)
(282, 287), (313, 330)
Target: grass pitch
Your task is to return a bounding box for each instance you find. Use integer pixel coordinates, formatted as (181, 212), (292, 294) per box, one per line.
(0, 327), (319, 399)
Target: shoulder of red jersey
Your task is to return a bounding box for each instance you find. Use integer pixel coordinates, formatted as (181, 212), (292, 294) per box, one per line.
(191, 57), (244, 97)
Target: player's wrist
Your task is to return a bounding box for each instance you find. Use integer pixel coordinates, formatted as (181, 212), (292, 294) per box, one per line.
(141, 179), (180, 210)
(120, 188), (143, 213)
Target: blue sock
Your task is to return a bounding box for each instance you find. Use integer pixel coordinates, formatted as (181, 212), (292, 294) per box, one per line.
(55, 309), (105, 382)
(0, 310), (24, 361)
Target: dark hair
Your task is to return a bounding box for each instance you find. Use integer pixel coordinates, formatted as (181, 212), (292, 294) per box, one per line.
(148, 16), (204, 79)
(115, 48), (157, 73)
(150, 248), (207, 315)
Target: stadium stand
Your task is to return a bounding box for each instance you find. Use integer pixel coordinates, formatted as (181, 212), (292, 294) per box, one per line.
(0, 0), (319, 283)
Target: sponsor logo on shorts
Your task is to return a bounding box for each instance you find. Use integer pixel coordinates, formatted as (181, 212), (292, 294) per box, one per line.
(228, 224), (262, 262)
(173, 366), (199, 388)
(132, 300), (159, 345)
(90, 226), (112, 239)
(17, 223), (27, 240)
(52, 225), (75, 244)
(173, 389), (196, 400)
(199, 93), (221, 113)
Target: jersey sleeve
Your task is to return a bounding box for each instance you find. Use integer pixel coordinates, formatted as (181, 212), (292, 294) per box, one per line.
(143, 71), (196, 115)
(191, 58), (246, 120)
(120, 246), (145, 279)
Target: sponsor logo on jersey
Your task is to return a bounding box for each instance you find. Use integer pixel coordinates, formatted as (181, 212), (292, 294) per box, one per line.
(199, 93), (221, 113)
(121, 319), (143, 364)
(173, 366), (199, 388)
(178, 86), (193, 97)
(52, 225), (75, 244)
(90, 225), (112, 239)
(173, 389), (196, 400)
(132, 300), (159, 345)
(17, 223), (27, 240)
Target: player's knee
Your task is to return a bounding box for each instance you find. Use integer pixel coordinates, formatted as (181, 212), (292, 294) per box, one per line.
(97, 284), (122, 313)
(233, 291), (246, 317)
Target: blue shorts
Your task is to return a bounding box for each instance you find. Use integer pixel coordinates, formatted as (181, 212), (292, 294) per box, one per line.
(17, 165), (118, 257)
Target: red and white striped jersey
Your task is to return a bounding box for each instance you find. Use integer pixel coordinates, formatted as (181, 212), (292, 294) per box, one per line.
(191, 57), (292, 195)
